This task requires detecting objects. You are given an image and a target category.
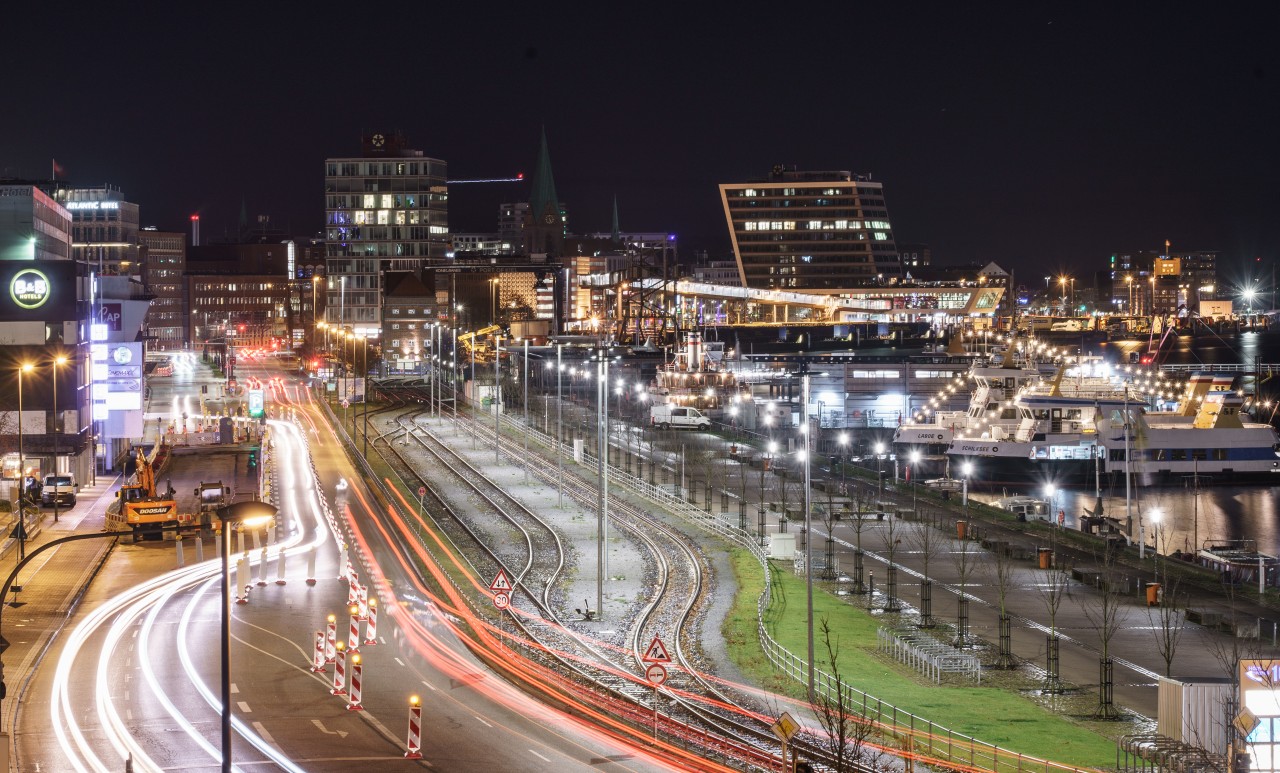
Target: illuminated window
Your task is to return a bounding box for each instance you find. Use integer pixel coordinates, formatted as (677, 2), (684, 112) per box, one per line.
(362, 195), (375, 208)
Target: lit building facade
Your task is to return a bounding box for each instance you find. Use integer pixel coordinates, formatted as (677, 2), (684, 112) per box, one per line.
(138, 229), (186, 349)
(324, 131), (449, 339)
(719, 167), (901, 291)
(0, 183), (93, 486)
(56, 185), (141, 277)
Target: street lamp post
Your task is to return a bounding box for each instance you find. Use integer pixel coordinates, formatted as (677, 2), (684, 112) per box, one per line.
(838, 432), (849, 492)
(215, 501), (278, 773)
(494, 336), (502, 464)
(16, 363), (33, 561)
(909, 450), (921, 514)
(556, 345), (563, 508)
(874, 441), (885, 496)
(961, 461), (972, 509)
(595, 347), (610, 620)
(51, 355), (68, 523)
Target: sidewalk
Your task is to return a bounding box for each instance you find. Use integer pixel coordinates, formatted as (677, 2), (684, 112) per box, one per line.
(0, 474), (121, 737)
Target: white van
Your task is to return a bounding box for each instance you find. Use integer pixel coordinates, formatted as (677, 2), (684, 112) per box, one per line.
(42, 473), (77, 506)
(650, 403), (711, 430)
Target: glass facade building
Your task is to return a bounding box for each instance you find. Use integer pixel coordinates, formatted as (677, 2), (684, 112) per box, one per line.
(719, 168), (901, 291)
(324, 132), (448, 338)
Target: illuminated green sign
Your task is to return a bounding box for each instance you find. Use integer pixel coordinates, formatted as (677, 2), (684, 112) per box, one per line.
(10, 267), (51, 309)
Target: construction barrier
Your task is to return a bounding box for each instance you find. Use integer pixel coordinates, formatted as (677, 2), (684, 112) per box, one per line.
(331, 643), (347, 696)
(405, 696), (423, 759)
(346, 655), (364, 711)
(310, 631), (325, 672)
(364, 599), (378, 645)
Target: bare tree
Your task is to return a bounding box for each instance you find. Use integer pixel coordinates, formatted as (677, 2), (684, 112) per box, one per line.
(1147, 524), (1186, 677)
(909, 506), (943, 627)
(1037, 550), (1073, 694)
(951, 530), (979, 647)
(1081, 542), (1130, 719)
(813, 617), (881, 773)
(845, 481), (878, 594)
(987, 538), (1018, 668)
(881, 502), (904, 613)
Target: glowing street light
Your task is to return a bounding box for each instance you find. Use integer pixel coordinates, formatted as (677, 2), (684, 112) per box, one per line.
(214, 501), (278, 773)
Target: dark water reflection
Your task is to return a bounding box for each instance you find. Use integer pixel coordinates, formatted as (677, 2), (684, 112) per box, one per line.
(1001, 331), (1280, 553)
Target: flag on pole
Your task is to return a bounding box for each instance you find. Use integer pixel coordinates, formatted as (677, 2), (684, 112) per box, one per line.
(52, 159), (65, 179)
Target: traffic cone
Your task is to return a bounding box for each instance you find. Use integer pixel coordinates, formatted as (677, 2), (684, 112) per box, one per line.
(306, 548), (317, 586)
(338, 543), (349, 581)
(347, 604), (361, 653)
(325, 614), (337, 663)
(363, 598), (378, 645)
(331, 642), (347, 696)
(347, 574), (359, 607)
(310, 631), (325, 672)
(346, 654), (364, 711)
(235, 555), (249, 604)
(276, 548), (287, 585)
(357, 583), (368, 620)
(405, 696), (423, 759)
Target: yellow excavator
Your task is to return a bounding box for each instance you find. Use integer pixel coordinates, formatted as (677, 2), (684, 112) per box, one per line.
(118, 448), (180, 541)
(458, 324), (504, 359)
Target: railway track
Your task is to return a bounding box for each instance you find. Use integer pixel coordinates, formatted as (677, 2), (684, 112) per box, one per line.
(363, 401), (843, 770)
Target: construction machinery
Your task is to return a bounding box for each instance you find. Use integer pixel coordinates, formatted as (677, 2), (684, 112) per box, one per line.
(194, 480), (231, 531)
(117, 448), (181, 541)
(458, 324), (504, 359)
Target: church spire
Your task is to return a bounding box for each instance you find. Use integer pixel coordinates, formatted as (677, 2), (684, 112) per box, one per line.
(527, 127), (560, 224)
(611, 195), (621, 245)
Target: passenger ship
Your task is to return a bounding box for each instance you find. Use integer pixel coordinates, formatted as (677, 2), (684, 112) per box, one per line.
(648, 331), (746, 413)
(946, 374), (1280, 486)
(893, 347), (1123, 472)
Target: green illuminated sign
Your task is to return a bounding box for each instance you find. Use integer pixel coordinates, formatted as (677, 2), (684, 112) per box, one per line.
(10, 267), (51, 309)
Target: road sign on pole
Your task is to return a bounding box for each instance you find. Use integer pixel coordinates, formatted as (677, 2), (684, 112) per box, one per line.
(642, 636), (671, 663)
(645, 663), (667, 685)
(489, 569), (512, 593)
(493, 591), (510, 610)
(771, 711), (800, 742)
(418, 486), (427, 497)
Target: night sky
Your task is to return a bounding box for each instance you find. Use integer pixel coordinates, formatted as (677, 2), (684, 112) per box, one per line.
(6, 7), (1278, 285)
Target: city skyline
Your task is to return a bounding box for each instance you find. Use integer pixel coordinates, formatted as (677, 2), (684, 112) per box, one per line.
(5, 7), (1277, 281)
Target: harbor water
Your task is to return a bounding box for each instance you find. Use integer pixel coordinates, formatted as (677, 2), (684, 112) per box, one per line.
(1004, 330), (1280, 556)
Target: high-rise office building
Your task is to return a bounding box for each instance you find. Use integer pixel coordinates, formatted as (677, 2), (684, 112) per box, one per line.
(56, 185), (141, 277)
(138, 229), (186, 349)
(324, 131), (448, 338)
(719, 166), (901, 290)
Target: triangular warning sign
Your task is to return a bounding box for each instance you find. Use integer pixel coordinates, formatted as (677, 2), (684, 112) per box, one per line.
(642, 636), (671, 663)
(489, 570), (512, 593)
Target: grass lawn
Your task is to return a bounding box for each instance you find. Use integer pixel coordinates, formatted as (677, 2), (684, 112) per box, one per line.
(723, 550), (1122, 769)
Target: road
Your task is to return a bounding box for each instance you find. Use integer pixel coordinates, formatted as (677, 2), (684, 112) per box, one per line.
(16, 353), (677, 772)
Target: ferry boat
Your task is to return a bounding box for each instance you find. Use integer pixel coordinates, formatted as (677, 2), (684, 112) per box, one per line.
(648, 331), (746, 414)
(893, 347), (1123, 473)
(946, 374), (1280, 486)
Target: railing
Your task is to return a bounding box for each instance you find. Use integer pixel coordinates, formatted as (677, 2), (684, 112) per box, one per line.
(1158, 362), (1280, 374)
(877, 626), (981, 683)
